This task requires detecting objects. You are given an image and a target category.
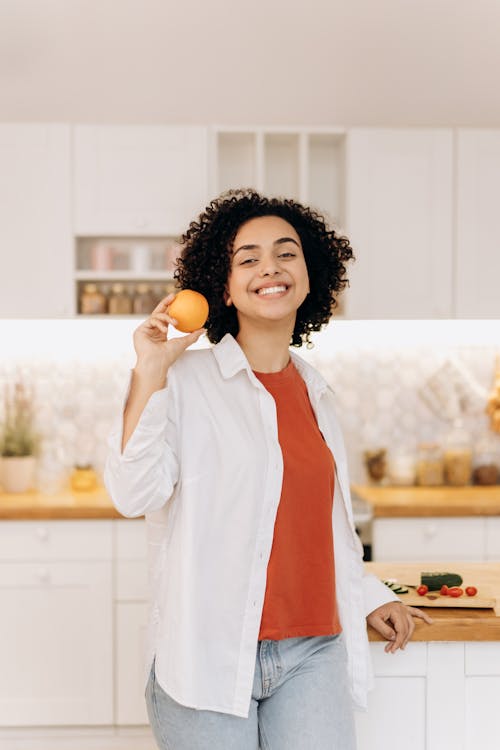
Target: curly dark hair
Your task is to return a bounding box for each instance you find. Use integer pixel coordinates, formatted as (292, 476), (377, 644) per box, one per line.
(174, 188), (355, 347)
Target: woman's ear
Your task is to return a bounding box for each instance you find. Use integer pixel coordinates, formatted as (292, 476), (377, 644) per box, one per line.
(223, 288), (232, 306)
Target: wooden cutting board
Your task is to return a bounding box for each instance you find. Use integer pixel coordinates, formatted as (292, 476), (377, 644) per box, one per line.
(396, 588), (498, 613)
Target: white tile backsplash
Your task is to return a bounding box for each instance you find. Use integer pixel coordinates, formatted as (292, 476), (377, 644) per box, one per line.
(0, 320), (499, 488)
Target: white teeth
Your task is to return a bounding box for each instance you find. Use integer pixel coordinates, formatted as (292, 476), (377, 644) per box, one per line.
(257, 285), (287, 296)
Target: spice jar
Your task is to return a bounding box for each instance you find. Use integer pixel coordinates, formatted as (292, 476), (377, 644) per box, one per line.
(108, 283), (132, 315)
(363, 448), (387, 484)
(80, 283), (107, 315)
(416, 443), (444, 486)
(472, 436), (500, 486)
(133, 283), (156, 315)
(443, 421), (472, 486)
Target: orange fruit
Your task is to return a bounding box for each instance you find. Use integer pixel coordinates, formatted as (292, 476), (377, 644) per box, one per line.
(167, 289), (209, 333)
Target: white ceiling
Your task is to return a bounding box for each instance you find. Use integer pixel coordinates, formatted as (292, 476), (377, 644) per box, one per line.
(0, 0), (498, 126)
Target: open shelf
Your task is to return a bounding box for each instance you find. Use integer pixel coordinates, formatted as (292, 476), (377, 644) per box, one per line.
(264, 133), (300, 199)
(213, 127), (346, 228)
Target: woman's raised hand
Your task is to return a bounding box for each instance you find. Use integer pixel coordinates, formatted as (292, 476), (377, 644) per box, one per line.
(133, 293), (206, 370)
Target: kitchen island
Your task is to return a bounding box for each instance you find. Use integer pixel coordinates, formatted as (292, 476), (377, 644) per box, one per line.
(360, 561), (500, 750)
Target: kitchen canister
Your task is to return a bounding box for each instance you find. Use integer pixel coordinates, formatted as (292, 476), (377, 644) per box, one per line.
(131, 244), (152, 273)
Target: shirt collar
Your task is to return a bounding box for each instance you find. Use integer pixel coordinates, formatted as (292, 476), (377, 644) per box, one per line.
(212, 333), (333, 398)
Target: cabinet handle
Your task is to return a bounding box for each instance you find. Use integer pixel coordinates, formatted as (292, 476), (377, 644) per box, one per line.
(424, 523), (438, 538)
(36, 527), (49, 541)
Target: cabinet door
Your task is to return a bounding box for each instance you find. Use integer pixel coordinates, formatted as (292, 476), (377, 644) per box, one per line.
(345, 128), (453, 319)
(456, 129), (500, 318)
(0, 125), (73, 317)
(74, 126), (209, 235)
(116, 601), (149, 725)
(372, 517), (486, 561)
(0, 561), (113, 726)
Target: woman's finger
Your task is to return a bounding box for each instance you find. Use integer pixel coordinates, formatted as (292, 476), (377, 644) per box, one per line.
(152, 293), (176, 314)
(145, 318), (167, 334)
(386, 610), (409, 653)
(406, 606), (434, 624)
(153, 312), (178, 325)
(402, 614), (415, 649)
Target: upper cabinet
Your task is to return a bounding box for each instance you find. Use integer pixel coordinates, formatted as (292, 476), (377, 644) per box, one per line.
(456, 129), (500, 318)
(73, 126), (209, 236)
(0, 124), (73, 318)
(344, 129), (454, 319)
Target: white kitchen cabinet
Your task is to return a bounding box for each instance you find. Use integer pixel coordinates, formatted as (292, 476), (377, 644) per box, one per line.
(456, 129), (500, 318)
(116, 602), (149, 725)
(0, 124), (73, 318)
(74, 126), (209, 236)
(372, 517), (486, 561)
(0, 521), (113, 726)
(345, 128), (454, 319)
(485, 517), (500, 560)
(114, 520), (149, 725)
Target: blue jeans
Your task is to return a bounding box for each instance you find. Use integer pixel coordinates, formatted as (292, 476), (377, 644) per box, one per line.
(145, 632), (357, 749)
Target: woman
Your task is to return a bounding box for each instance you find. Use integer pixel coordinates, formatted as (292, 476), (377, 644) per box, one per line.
(104, 189), (431, 750)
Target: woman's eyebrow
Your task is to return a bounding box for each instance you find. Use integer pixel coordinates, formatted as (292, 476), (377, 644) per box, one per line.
(233, 237), (300, 256)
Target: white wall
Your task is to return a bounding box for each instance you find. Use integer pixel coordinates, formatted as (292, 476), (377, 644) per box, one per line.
(1, 0), (499, 126)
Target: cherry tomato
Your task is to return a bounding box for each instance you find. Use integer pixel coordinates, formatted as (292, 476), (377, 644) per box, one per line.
(448, 587), (464, 598)
(465, 586), (478, 597)
(440, 585), (449, 596)
(417, 585), (429, 596)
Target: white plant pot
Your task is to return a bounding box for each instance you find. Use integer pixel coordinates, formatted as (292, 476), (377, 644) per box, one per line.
(1, 456), (37, 493)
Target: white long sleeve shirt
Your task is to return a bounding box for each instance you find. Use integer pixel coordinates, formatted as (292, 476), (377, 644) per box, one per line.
(104, 333), (397, 718)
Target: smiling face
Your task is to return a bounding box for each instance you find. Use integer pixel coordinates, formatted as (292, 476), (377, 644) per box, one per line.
(225, 215), (310, 331)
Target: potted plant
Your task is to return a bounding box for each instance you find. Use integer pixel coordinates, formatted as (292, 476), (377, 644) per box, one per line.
(0, 379), (42, 493)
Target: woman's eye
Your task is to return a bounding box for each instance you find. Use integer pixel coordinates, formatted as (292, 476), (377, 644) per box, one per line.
(279, 252), (295, 258)
(240, 258), (257, 265)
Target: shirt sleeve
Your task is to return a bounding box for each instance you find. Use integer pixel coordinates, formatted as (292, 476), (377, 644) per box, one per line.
(103, 369), (179, 518)
(362, 573), (400, 616)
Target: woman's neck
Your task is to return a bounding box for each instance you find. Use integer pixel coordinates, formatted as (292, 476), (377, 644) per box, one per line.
(236, 324), (293, 373)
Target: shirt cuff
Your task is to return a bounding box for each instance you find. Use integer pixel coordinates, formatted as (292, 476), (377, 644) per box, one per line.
(362, 572), (400, 617)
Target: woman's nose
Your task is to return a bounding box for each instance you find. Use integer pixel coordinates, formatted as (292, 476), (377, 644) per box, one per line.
(258, 257), (281, 276)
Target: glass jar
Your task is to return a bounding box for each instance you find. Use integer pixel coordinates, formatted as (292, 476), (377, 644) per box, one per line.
(363, 448), (387, 484)
(387, 450), (417, 486)
(131, 244), (152, 273)
(133, 283), (156, 315)
(416, 443), (444, 486)
(90, 242), (113, 271)
(472, 436), (500, 485)
(443, 421), (472, 486)
(108, 283), (132, 315)
(80, 284), (107, 315)
(70, 464), (98, 492)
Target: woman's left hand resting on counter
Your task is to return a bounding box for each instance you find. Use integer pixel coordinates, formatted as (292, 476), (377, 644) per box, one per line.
(367, 602), (434, 654)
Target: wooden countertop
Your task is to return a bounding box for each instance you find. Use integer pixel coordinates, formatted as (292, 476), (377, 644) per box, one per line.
(352, 484), (500, 518)
(0, 487), (121, 520)
(365, 561), (500, 641)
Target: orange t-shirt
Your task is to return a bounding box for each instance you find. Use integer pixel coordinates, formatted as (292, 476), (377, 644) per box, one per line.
(254, 359), (342, 640)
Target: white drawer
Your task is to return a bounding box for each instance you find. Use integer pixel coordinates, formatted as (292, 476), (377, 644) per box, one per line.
(115, 518), (148, 560)
(485, 518), (500, 560)
(0, 520), (113, 561)
(372, 517), (486, 561)
(115, 559), (148, 600)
